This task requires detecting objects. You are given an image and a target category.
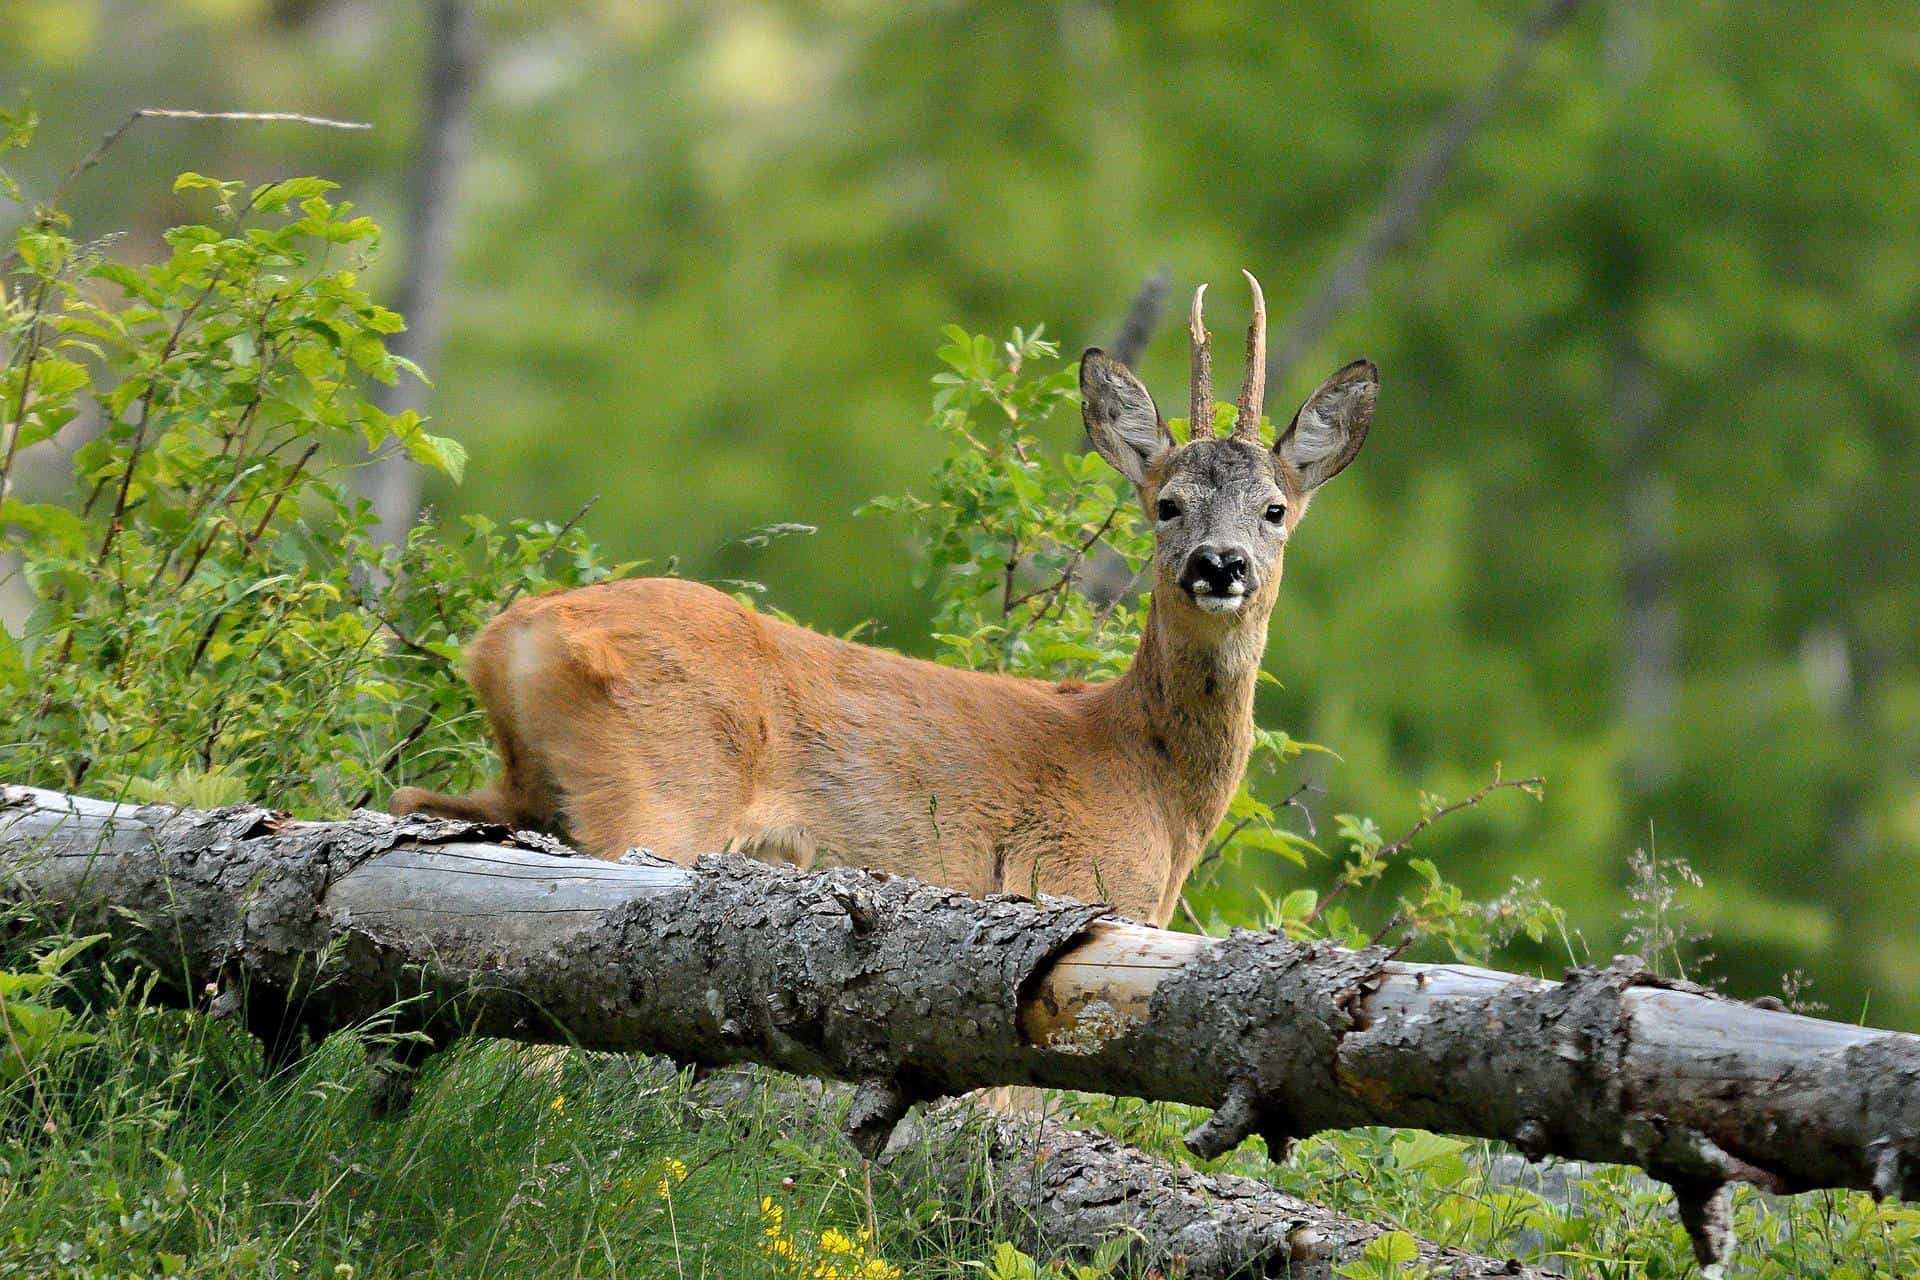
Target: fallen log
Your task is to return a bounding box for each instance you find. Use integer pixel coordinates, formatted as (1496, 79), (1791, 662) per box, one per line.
(709, 1074), (1545, 1278)
(4, 784), (1917, 1273)
(900, 1102), (1543, 1279)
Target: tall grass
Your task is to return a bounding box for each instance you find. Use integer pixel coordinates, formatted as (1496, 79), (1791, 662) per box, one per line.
(0, 931), (1001, 1279)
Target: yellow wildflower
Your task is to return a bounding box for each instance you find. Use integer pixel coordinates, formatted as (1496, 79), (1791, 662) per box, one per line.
(858, 1261), (901, 1280)
(654, 1157), (689, 1198)
(819, 1227), (858, 1256)
(548, 1094), (567, 1117)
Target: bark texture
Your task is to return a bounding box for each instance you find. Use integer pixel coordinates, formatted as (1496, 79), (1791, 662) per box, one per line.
(901, 1102), (1544, 1279)
(5, 785), (1918, 1272)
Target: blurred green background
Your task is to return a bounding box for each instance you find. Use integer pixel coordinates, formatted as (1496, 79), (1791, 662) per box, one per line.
(5, 1), (1917, 1025)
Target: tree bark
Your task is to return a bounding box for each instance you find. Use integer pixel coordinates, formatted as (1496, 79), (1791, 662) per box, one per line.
(4, 785), (1917, 1273)
(897, 1101), (1544, 1278)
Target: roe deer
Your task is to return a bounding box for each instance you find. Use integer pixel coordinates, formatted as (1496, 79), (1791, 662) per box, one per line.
(390, 272), (1376, 927)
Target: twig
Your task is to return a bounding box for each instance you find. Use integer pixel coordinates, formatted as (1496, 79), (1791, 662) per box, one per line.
(1190, 779), (1320, 879)
(1, 108), (371, 276)
(375, 612), (450, 666)
(498, 495), (599, 609)
(1304, 765), (1544, 927)
(1280, 779), (1319, 839)
(353, 712), (435, 811)
(173, 441), (320, 592)
(1192, 814), (1258, 878)
(1004, 502), (1124, 617)
(1088, 562), (1149, 627)
(999, 538), (1022, 618)
(48, 109), (372, 210)
(0, 278), (51, 501)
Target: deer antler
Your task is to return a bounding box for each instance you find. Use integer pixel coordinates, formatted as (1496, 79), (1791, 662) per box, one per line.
(1189, 283), (1212, 438)
(1232, 269), (1267, 441)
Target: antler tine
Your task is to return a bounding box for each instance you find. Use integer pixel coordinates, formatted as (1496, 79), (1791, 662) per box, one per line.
(1232, 269), (1267, 440)
(1189, 283), (1212, 438)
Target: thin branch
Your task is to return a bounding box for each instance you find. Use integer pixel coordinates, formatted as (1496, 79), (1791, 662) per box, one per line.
(1176, 893), (1207, 934)
(1305, 765), (1545, 927)
(1266, 0), (1589, 384)
(0, 277), (52, 501)
(1003, 502), (1123, 617)
(497, 495), (599, 609)
(0, 108), (371, 276)
(353, 713), (436, 811)
(48, 109), (372, 210)
(999, 537), (1022, 618)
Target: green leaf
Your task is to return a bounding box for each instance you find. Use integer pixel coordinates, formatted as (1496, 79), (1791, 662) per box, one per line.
(0, 499), (88, 552)
(404, 430), (469, 483)
(249, 176), (338, 212)
(34, 933), (107, 977)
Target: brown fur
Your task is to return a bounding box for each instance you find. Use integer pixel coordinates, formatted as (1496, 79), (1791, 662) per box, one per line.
(392, 333), (1375, 928)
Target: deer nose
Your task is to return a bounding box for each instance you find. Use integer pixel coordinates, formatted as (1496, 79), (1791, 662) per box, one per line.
(1179, 545), (1253, 599)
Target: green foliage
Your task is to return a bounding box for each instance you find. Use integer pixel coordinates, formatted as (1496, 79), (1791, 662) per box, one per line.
(868, 327), (1539, 959)
(970, 1238), (1129, 1280)
(0, 952), (993, 1279)
(1333, 1230), (1431, 1280)
(1, 125), (1915, 1276)
(0, 933), (102, 1086)
(0, 160), (620, 814)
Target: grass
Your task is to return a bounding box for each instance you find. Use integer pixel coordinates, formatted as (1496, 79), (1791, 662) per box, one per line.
(0, 958), (990, 1279)
(5, 925), (1920, 1280)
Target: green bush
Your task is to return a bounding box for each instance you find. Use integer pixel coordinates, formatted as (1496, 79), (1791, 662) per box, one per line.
(0, 109), (622, 815)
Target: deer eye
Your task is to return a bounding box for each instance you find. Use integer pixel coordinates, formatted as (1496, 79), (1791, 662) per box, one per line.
(1155, 497), (1181, 522)
(1263, 502), (1287, 524)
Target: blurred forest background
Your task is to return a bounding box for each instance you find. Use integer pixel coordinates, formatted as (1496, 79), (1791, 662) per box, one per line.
(4, 0), (1917, 1027)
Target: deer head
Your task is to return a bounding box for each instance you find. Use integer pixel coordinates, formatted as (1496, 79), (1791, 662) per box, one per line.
(1080, 271), (1376, 628)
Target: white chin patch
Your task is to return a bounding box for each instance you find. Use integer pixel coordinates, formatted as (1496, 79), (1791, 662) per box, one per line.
(1193, 593), (1247, 614)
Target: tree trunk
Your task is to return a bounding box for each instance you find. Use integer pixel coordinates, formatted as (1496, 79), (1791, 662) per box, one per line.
(362, 0), (480, 543)
(1602, 0), (1677, 799)
(1265, 0), (1590, 386)
(4, 785), (1917, 1273)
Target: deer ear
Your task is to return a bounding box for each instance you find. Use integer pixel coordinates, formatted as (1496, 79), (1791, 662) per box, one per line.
(1276, 359), (1376, 491)
(1081, 349), (1174, 486)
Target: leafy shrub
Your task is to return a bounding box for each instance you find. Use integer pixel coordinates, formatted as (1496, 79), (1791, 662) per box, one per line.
(0, 108), (622, 815)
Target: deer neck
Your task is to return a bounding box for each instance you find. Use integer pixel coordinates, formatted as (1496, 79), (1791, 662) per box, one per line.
(1109, 597), (1267, 847)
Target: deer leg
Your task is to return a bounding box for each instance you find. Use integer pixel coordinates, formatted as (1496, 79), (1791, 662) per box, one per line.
(388, 780), (524, 826)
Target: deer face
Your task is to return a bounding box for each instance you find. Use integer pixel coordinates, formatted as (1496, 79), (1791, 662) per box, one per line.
(1081, 273), (1377, 624)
